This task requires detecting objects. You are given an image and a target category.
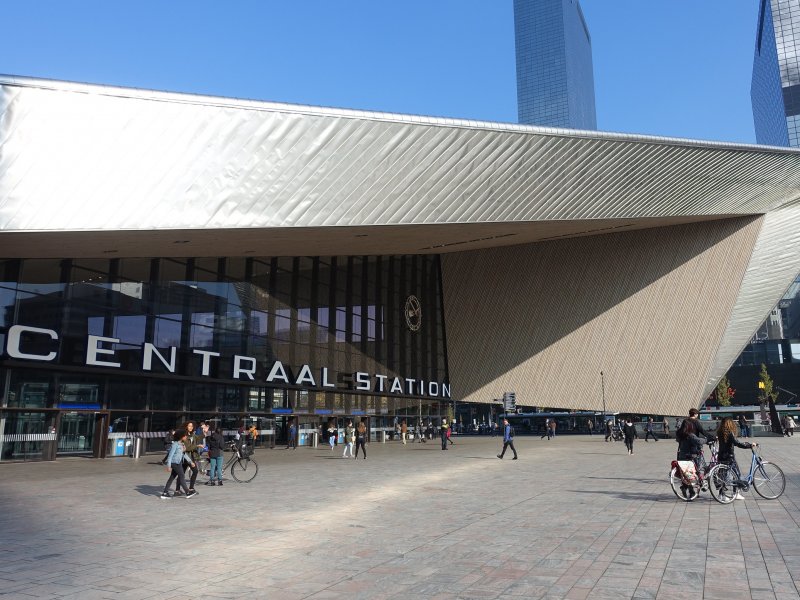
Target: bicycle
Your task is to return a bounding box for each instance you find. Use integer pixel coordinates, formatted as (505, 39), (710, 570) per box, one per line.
(669, 440), (717, 502)
(707, 445), (785, 504)
(197, 440), (259, 483)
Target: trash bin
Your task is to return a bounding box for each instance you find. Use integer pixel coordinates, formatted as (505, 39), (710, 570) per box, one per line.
(113, 438), (126, 456)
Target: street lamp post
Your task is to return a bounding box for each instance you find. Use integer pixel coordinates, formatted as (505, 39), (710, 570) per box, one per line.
(600, 371), (606, 422)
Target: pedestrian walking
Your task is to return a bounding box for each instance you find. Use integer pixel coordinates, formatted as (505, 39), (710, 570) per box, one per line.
(417, 420), (427, 443)
(354, 421), (367, 459)
(175, 421), (200, 495)
(785, 415), (796, 437)
(662, 417), (670, 438)
(160, 430), (198, 500)
(401, 420), (408, 445)
(446, 422), (455, 445)
(440, 419), (448, 450)
(738, 414), (750, 439)
(623, 418), (638, 455)
(497, 418), (518, 459)
(159, 429), (175, 465)
(587, 419), (593, 436)
(204, 426), (225, 486)
(541, 418), (551, 440)
(327, 422), (336, 450)
(605, 420), (612, 442)
(343, 421), (355, 458)
(549, 419), (557, 438)
(644, 418), (659, 442)
(287, 421), (297, 449)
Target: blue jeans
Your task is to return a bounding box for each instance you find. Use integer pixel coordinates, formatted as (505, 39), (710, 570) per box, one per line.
(209, 456), (223, 481)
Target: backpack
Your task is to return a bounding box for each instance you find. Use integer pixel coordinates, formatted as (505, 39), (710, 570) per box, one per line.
(508, 426), (515, 438)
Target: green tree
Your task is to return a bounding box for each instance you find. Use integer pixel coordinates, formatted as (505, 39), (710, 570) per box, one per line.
(716, 375), (733, 407)
(758, 363), (779, 405)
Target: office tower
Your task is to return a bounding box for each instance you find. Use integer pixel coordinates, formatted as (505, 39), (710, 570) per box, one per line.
(752, 0), (800, 146)
(514, 0), (597, 129)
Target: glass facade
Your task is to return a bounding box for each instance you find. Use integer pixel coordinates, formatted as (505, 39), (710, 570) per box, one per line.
(514, 0), (597, 129)
(752, 0), (792, 145)
(0, 256), (450, 461)
(719, 1), (800, 407)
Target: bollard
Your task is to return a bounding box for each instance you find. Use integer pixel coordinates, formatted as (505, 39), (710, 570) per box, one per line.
(133, 437), (144, 459)
(381, 431), (387, 444)
(311, 431), (318, 448)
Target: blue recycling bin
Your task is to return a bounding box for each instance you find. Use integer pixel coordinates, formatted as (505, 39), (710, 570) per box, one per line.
(113, 439), (126, 456)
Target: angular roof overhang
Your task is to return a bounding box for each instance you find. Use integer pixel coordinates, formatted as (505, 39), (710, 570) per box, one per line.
(1, 76), (799, 257)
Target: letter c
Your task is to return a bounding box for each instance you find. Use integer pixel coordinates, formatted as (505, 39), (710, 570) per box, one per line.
(6, 325), (58, 361)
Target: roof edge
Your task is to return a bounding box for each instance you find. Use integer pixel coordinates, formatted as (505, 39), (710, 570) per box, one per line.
(1, 73), (798, 155)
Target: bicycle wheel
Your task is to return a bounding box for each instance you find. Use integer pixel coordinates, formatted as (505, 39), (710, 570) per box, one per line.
(670, 467), (698, 502)
(707, 464), (735, 504)
(231, 457), (258, 483)
(753, 461), (785, 499)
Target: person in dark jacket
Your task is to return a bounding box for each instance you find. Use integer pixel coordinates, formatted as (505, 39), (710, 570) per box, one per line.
(497, 418), (518, 459)
(622, 418), (638, 455)
(440, 419), (449, 450)
(644, 418), (659, 442)
(175, 421), (200, 495)
(676, 408), (714, 467)
(204, 426), (225, 486)
(604, 420), (613, 442)
(716, 417), (756, 501)
(354, 421), (367, 459)
(159, 429), (175, 465)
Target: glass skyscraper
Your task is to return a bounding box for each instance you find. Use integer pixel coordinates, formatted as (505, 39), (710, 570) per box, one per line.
(751, 0), (800, 146)
(714, 0), (800, 407)
(513, 0), (597, 129)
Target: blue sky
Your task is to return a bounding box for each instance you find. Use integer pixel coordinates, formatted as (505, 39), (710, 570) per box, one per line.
(0, 1), (759, 143)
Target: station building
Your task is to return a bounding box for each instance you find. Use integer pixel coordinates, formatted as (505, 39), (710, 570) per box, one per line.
(1, 76), (800, 461)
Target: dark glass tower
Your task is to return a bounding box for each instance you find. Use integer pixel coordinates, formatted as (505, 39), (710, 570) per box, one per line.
(514, 0), (597, 129)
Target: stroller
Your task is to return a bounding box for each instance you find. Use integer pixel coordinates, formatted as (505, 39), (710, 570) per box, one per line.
(610, 425), (624, 442)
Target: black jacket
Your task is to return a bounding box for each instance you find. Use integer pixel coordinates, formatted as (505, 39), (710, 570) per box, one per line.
(676, 418), (712, 459)
(623, 423), (637, 441)
(717, 432), (752, 464)
(207, 432), (225, 459)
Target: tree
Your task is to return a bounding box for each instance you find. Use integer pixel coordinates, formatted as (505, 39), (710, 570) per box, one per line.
(758, 363), (779, 405)
(716, 375), (734, 407)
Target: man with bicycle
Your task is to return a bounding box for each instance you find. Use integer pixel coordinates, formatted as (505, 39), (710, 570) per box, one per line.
(676, 408), (714, 489)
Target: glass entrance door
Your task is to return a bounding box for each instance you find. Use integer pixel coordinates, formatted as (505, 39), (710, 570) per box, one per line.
(57, 412), (96, 456)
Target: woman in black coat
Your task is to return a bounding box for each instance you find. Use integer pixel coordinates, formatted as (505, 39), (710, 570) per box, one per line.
(622, 418), (638, 455)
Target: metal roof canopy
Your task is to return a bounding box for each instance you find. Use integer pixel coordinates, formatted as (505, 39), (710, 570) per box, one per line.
(1, 75), (799, 258)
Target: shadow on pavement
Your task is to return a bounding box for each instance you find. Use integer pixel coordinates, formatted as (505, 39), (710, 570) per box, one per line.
(568, 489), (676, 502)
(134, 484), (166, 497)
(585, 476), (663, 485)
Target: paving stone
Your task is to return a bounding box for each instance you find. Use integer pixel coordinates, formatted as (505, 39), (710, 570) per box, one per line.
(2, 436), (800, 599)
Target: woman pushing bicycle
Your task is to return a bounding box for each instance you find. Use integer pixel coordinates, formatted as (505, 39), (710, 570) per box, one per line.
(716, 417), (756, 501)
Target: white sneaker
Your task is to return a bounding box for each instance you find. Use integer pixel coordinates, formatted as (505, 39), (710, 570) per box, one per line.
(734, 492), (745, 500)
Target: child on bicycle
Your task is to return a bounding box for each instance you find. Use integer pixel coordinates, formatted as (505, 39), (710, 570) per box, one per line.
(716, 416), (757, 501)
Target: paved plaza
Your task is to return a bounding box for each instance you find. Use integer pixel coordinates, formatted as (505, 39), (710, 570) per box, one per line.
(1, 434), (800, 599)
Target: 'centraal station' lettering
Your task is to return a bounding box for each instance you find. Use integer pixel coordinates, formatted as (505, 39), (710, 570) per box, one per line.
(5, 324), (451, 399)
